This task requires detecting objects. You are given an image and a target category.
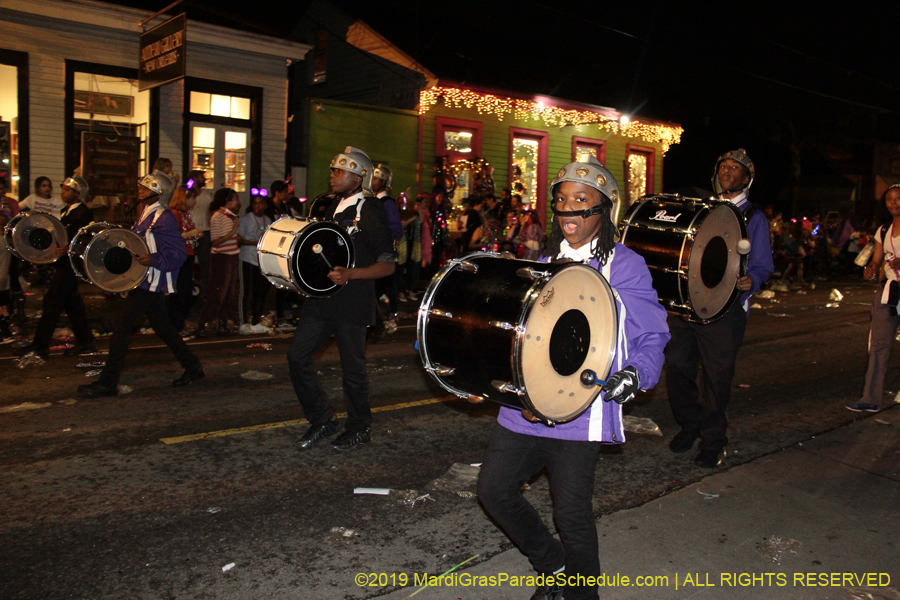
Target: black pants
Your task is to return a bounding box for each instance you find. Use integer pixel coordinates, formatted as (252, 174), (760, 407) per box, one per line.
(477, 425), (601, 600)
(239, 260), (270, 324)
(168, 255), (194, 331)
(286, 301), (370, 432)
(33, 264), (94, 351)
(665, 301), (747, 451)
(99, 287), (200, 387)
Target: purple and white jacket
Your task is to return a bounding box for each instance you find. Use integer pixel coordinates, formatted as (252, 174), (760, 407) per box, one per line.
(497, 242), (670, 444)
(133, 203), (186, 293)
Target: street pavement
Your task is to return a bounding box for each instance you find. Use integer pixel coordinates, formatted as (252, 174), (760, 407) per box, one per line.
(381, 406), (900, 600)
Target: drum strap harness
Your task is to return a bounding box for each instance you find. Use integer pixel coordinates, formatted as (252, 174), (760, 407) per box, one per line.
(137, 206), (172, 293)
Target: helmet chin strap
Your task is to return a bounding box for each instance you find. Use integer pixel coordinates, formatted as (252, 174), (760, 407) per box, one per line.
(551, 204), (605, 218)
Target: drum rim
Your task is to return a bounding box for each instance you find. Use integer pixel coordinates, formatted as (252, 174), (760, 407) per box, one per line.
(417, 251), (499, 401)
(513, 262), (618, 424)
(3, 211), (68, 263)
(69, 222), (149, 293)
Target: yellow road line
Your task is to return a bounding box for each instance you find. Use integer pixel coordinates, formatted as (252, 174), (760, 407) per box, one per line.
(160, 395), (456, 445)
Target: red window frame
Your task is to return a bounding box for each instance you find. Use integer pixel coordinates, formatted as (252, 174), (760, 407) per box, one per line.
(509, 127), (549, 217)
(571, 137), (607, 165)
(435, 117), (483, 164)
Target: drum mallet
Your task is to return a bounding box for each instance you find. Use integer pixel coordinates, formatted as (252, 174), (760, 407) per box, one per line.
(117, 240), (140, 257)
(580, 369), (608, 389)
(312, 244), (334, 270)
(737, 239), (751, 255)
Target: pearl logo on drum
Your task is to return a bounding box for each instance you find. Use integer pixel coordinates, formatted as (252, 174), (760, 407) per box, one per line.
(650, 210), (681, 223)
(540, 287), (555, 308)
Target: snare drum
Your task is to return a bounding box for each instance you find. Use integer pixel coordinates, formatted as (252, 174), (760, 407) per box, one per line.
(257, 216), (355, 298)
(619, 194), (748, 323)
(418, 253), (618, 424)
(3, 212), (68, 264)
(69, 222), (149, 293)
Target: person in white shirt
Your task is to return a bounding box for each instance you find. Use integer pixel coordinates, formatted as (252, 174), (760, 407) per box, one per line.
(237, 193), (272, 326)
(18, 177), (64, 219)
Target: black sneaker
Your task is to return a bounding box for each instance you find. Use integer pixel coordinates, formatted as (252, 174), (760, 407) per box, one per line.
(298, 420), (339, 451)
(77, 381), (119, 399)
(64, 343), (98, 357)
(331, 428), (370, 451)
(530, 573), (565, 600)
(13, 344), (48, 360)
(173, 365), (205, 387)
(694, 447), (725, 469)
(669, 428), (700, 454)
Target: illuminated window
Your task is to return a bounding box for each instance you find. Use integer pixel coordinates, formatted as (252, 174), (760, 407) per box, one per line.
(189, 91), (251, 120)
(512, 138), (539, 206)
(626, 145), (655, 207)
(444, 131), (473, 153)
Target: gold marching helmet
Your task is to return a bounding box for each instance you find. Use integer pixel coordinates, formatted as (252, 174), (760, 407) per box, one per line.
(138, 171), (175, 208)
(330, 146), (374, 196)
(549, 153), (621, 230)
(373, 163), (392, 189)
(712, 148), (755, 195)
(62, 176), (90, 202)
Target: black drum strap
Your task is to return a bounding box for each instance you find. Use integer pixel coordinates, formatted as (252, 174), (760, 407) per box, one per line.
(741, 202), (761, 224)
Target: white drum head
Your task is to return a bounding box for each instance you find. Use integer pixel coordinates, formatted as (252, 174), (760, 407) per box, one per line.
(517, 264), (618, 422)
(4, 212), (67, 264)
(84, 228), (149, 293)
(686, 203), (744, 320)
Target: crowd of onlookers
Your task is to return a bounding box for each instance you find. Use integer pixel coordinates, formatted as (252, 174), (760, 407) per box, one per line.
(768, 207), (874, 285)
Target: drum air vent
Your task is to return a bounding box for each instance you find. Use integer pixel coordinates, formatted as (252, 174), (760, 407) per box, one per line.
(27, 228), (53, 250)
(549, 309), (590, 377)
(104, 247), (134, 275)
(700, 236), (728, 288)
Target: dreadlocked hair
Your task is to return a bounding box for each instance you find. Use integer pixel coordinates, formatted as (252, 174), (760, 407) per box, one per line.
(544, 196), (617, 265)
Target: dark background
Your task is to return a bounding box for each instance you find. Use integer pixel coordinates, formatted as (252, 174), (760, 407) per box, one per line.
(114, 0), (900, 215)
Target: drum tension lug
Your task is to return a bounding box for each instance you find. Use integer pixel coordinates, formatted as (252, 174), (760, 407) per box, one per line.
(491, 380), (523, 395)
(428, 308), (454, 319)
(456, 260), (479, 273)
(521, 409), (554, 427)
(515, 267), (551, 281)
(489, 321), (517, 331)
(426, 364), (455, 376)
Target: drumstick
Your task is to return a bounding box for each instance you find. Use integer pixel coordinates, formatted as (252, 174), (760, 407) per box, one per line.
(737, 239), (751, 255)
(312, 244), (334, 270)
(117, 240), (140, 257)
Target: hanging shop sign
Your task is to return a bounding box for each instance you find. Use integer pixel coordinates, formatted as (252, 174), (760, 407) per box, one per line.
(139, 13), (186, 91)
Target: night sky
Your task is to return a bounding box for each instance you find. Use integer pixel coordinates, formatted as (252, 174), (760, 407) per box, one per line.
(116, 0), (900, 214)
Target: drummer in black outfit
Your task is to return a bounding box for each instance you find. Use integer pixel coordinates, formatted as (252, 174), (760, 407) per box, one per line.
(14, 176), (96, 359)
(290, 146), (396, 452)
(665, 149), (774, 468)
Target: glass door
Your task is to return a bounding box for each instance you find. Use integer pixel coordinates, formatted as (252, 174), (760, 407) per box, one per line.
(190, 122), (251, 193)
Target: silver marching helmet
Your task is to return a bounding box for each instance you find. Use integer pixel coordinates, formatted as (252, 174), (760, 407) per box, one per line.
(373, 163), (392, 189)
(62, 176), (90, 202)
(330, 146), (373, 196)
(549, 153), (621, 231)
(139, 171), (175, 208)
(712, 148), (755, 195)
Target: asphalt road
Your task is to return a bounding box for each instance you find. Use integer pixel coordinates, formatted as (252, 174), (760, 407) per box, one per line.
(0, 278), (890, 599)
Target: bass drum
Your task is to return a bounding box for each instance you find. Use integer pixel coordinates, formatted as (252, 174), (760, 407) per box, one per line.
(620, 195), (748, 323)
(257, 216), (355, 298)
(418, 253), (618, 425)
(69, 222), (149, 293)
(3, 212), (68, 264)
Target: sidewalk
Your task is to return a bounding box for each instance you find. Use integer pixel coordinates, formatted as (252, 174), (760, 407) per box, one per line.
(382, 407), (900, 600)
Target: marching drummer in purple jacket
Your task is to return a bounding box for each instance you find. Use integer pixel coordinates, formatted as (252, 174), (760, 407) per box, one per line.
(477, 155), (670, 600)
(665, 149), (774, 468)
(77, 172), (205, 398)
